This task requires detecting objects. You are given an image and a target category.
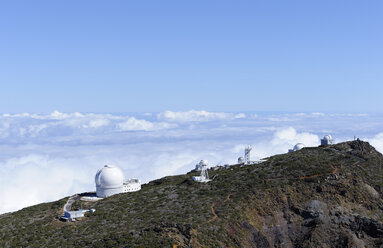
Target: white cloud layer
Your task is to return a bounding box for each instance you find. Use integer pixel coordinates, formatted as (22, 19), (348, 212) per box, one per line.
(157, 110), (246, 122)
(0, 110), (382, 214)
(117, 117), (176, 131)
(370, 133), (383, 154)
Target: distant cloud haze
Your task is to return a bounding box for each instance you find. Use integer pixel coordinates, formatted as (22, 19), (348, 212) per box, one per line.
(0, 110), (382, 214)
(157, 110), (246, 122)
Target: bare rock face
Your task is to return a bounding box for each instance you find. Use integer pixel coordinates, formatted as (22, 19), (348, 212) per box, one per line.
(302, 200), (329, 225)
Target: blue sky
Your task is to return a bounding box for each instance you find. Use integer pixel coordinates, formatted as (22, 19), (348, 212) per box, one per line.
(1, 1), (383, 214)
(0, 1), (382, 113)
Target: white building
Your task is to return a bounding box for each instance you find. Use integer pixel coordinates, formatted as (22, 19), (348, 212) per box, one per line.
(238, 145), (253, 165)
(321, 135), (334, 145)
(123, 179), (141, 192)
(64, 210), (89, 221)
(95, 165), (141, 198)
(192, 160), (210, 183)
(288, 143), (305, 153)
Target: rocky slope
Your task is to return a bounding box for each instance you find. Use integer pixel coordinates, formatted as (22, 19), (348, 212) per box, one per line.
(1, 140), (383, 247)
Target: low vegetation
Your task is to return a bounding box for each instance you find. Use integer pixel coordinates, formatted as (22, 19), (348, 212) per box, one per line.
(1, 140), (383, 247)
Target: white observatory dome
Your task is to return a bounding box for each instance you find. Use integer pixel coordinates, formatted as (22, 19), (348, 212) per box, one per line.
(321, 134), (334, 145)
(294, 143), (305, 151)
(95, 165), (124, 198)
(95, 165), (124, 188)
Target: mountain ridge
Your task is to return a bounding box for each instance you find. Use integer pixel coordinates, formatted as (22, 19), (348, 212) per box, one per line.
(1, 140), (383, 247)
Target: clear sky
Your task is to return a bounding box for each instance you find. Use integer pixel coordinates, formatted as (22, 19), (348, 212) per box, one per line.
(0, 1), (382, 113)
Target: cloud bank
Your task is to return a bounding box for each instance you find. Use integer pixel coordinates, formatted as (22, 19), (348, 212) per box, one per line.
(0, 110), (382, 214)
(157, 110), (246, 122)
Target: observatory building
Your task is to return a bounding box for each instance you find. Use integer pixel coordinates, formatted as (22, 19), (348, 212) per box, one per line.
(192, 160), (210, 183)
(95, 165), (141, 198)
(321, 135), (334, 145)
(238, 145), (253, 165)
(288, 143), (305, 153)
(123, 179), (141, 192)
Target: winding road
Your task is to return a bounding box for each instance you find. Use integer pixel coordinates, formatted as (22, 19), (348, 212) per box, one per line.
(63, 195), (80, 213)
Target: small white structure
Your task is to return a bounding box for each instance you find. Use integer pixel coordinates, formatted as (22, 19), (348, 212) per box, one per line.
(64, 210), (89, 220)
(321, 135), (334, 145)
(192, 160), (211, 183)
(81, 196), (103, 202)
(123, 179), (141, 192)
(238, 157), (244, 164)
(95, 165), (141, 198)
(288, 143), (305, 153)
(245, 145), (252, 164)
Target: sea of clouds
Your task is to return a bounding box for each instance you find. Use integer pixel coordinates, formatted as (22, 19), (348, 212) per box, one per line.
(0, 110), (383, 214)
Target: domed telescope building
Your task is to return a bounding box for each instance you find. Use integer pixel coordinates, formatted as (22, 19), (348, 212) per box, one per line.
(288, 143), (305, 153)
(321, 135), (334, 145)
(95, 165), (141, 198)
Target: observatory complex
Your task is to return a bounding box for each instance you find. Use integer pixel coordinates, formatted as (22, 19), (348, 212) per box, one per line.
(288, 134), (335, 152)
(95, 165), (141, 198)
(191, 134), (336, 182)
